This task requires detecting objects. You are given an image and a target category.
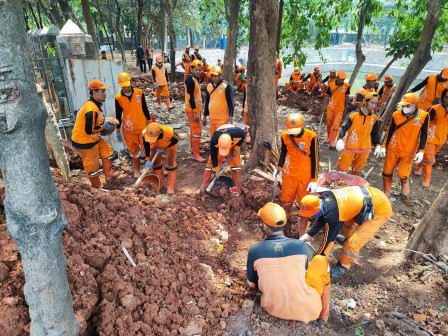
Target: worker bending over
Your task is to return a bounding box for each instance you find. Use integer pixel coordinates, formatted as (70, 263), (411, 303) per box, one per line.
(198, 124), (246, 195)
(336, 92), (381, 175)
(414, 89), (448, 187)
(142, 123), (179, 194)
(380, 93), (429, 198)
(72, 80), (120, 188)
(304, 66), (323, 95)
(285, 67), (306, 94)
(299, 186), (393, 279)
(247, 202), (331, 323)
(321, 69), (337, 97)
(408, 68), (448, 111)
(152, 55), (174, 110)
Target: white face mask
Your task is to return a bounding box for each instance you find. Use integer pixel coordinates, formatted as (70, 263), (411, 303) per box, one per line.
(403, 105), (414, 114)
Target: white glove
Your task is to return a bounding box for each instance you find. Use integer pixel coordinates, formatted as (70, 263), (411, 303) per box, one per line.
(299, 233), (311, 242)
(414, 152), (424, 164)
(336, 139), (345, 152)
(380, 147), (386, 158)
(374, 145), (381, 158)
(273, 169), (283, 182)
(306, 181), (317, 193)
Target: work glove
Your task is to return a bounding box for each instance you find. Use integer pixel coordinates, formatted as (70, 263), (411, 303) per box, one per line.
(374, 145), (381, 158)
(154, 84), (159, 90)
(336, 139), (345, 152)
(145, 160), (152, 169)
(414, 152), (424, 164)
(116, 131), (123, 142)
(306, 181), (317, 193)
(299, 233), (311, 242)
(380, 147), (386, 158)
(103, 121), (114, 131)
(273, 168), (282, 182)
(156, 148), (165, 154)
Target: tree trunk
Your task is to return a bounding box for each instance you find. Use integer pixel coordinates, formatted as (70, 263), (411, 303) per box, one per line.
(406, 179), (448, 258)
(49, 0), (64, 28)
(186, 27), (191, 46)
(245, 0), (278, 169)
(136, 0), (143, 48)
(0, 1), (79, 335)
(377, 54), (398, 81)
(81, 0), (99, 57)
(165, 0), (176, 82)
(276, 0), (284, 54)
(160, 0), (167, 53)
(379, 0), (441, 133)
(222, 0), (241, 83)
(36, 0), (44, 29)
(95, 4), (115, 59)
(57, 0), (86, 32)
(28, 3), (42, 29)
(348, 0), (371, 87)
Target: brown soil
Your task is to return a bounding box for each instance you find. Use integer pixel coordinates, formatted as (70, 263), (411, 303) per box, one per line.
(320, 178), (352, 189)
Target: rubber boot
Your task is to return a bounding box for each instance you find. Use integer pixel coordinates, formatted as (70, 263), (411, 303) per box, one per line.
(192, 142), (206, 162)
(298, 216), (309, 237)
(329, 130), (337, 149)
(154, 169), (166, 193)
(414, 163), (422, 176)
(199, 170), (213, 193)
(88, 175), (101, 188)
(157, 97), (162, 108)
(383, 176), (392, 197)
(132, 157), (141, 178)
(165, 98), (174, 110)
(282, 203), (294, 218)
(350, 170), (361, 176)
(166, 171), (177, 194)
(325, 126), (331, 143)
(102, 158), (120, 182)
(231, 170), (240, 188)
(400, 178), (410, 196)
(422, 165), (432, 187)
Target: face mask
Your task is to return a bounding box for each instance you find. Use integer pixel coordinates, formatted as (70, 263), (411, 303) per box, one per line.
(403, 105), (414, 114)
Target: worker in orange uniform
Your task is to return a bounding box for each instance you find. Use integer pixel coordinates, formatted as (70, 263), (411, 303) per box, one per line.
(192, 46), (202, 61)
(198, 58), (210, 84)
(235, 66), (247, 91)
(322, 71), (351, 149)
(198, 124), (246, 195)
(152, 55), (174, 110)
(303, 66), (323, 95)
(142, 123), (180, 194)
(185, 60), (205, 162)
(380, 93), (429, 197)
(179, 45), (191, 82)
(414, 89), (448, 187)
(72, 79), (120, 188)
(336, 92), (381, 175)
(299, 186), (393, 279)
(247, 202), (331, 323)
(378, 75), (395, 108)
(321, 69), (337, 97)
(285, 67), (306, 94)
(272, 113), (319, 236)
(203, 66), (235, 136)
(115, 72), (153, 178)
(408, 68), (448, 111)
(352, 73), (378, 110)
(275, 52), (282, 92)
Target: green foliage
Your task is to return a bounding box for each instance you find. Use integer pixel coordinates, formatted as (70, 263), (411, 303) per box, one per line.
(355, 324), (365, 336)
(45, 42), (56, 57)
(435, 306), (448, 311)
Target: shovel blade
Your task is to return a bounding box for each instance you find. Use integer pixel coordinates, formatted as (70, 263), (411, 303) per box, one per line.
(139, 174), (160, 192)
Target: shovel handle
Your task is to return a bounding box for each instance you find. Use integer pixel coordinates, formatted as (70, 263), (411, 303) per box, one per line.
(132, 151), (159, 188)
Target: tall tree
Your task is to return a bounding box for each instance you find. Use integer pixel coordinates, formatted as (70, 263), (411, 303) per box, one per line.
(136, 0), (144, 47)
(222, 0), (241, 83)
(81, 0), (99, 56)
(276, 0), (284, 54)
(49, 0), (65, 28)
(0, 1), (79, 334)
(160, 0), (167, 52)
(166, 0), (176, 81)
(245, 0), (278, 168)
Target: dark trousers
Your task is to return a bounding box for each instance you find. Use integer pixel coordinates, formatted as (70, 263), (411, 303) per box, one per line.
(139, 59), (146, 73)
(147, 58), (153, 70)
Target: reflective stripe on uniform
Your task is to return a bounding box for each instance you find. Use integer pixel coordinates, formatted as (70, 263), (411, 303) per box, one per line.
(423, 159), (436, 164)
(130, 153), (140, 158)
(205, 167), (213, 171)
(343, 223), (357, 230)
(231, 167), (241, 170)
(88, 169), (101, 177)
(192, 134), (201, 138)
(341, 248), (359, 258)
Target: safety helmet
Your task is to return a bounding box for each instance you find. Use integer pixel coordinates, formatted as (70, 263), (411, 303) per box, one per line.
(384, 75), (393, 82)
(398, 93), (418, 106)
(293, 67), (301, 74)
(88, 79), (110, 90)
(217, 133), (232, 156)
(299, 195), (321, 217)
(191, 60), (202, 68)
(365, 92), (379, 100)
(118, 72), (131, 88)
(142, 123), (161, 144)
(210, 65), (222, 76)
(441, 67), (448, 79)
(258, 202), (287, 227)
(239, 66), (246, 71)
(155, 55), (163, 63)
(185, 45), (190, 49)
(285, 113), (304, 134)
(366, 73), (377, 81)
(314, 66), (320, 71)
(194, 46), (199, 50)
(330, 69), (337, 73)
(337, 71), (347, 79)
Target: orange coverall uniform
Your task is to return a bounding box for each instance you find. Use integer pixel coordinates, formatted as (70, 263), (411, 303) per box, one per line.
(414, 103), (448, 182)
(276, 129), (319, 207)
(382, 109), (429, 180)
(199, 63), (210, 83)
(353, 86), (378, 108)
(185, 73), (203, 147)
(307, 186), (393, 269)
(182, 52), (191, 81)
(115, 88), (151, 158)
(204, 80), (235, 136)
(325, 82), (351, 145)
(152, 64), (170, 99)
(247, 236), (330, 323)
(409, 74), (448, 111)
(337, 110), (380, 175)
(378, 84), (395, 106)
(304, 72), (323, 93)
(72, 98), (114, 176)
(321, 75), (337, 96)
(143, 125), (180, 172)
(275, 58), (282, 90)
(285, 72), (305, 93)
(235, 73), (246, 91)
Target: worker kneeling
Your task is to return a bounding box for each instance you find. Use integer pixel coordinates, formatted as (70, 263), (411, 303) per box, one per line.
(246, 202), (331, 323)
(299, 186), (393, 279)
(142, 123), (180, 194)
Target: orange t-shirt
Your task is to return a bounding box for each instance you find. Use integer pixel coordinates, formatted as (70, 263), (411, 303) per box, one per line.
(417, 75), (448, 111)
(115, 88), (147, 134)
(427, 104), (448, 145)
(326, 82), (351, 113)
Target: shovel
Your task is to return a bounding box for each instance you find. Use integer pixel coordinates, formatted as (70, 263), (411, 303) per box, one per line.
(270, 178), (278, 202)
(133, 152), (160, 190)
(263, 139), (279, 160)
(206, 158), (232, 197)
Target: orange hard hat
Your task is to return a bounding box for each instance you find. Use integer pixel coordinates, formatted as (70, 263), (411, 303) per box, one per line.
(299, 195), (321, 217)
(155, 55), (163, 63)
(365, 92), (379, 100)
(330, 69), (337, 73)
(366, 73), (377, 81)
(293, 67), (301, 74)
(194, 46), (199, 50)
(118, 72), (131, 88)
(217, 58), (222, 61)
(142, 123), (161, 143)
(210, 65), (222, 76)
(337, 71), (347, 79)
(440, 67), (448, 79)
(398, 93), (418, 106)
(88, 79), (110, 90)
(239, 66), (246, 71)
(314, 66), (320, 71)
(185, 45), (190, 49)
(285, 113), (304, 134)
(258, 202), (287, 227)
(191, 60), (202, 68)
(384, 75), (393, 82)
(217, 134), (232, 156)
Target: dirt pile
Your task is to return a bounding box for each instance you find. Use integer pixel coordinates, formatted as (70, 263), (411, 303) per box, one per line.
(320, 178), (352, 189)
(277, 90), (324, 122)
